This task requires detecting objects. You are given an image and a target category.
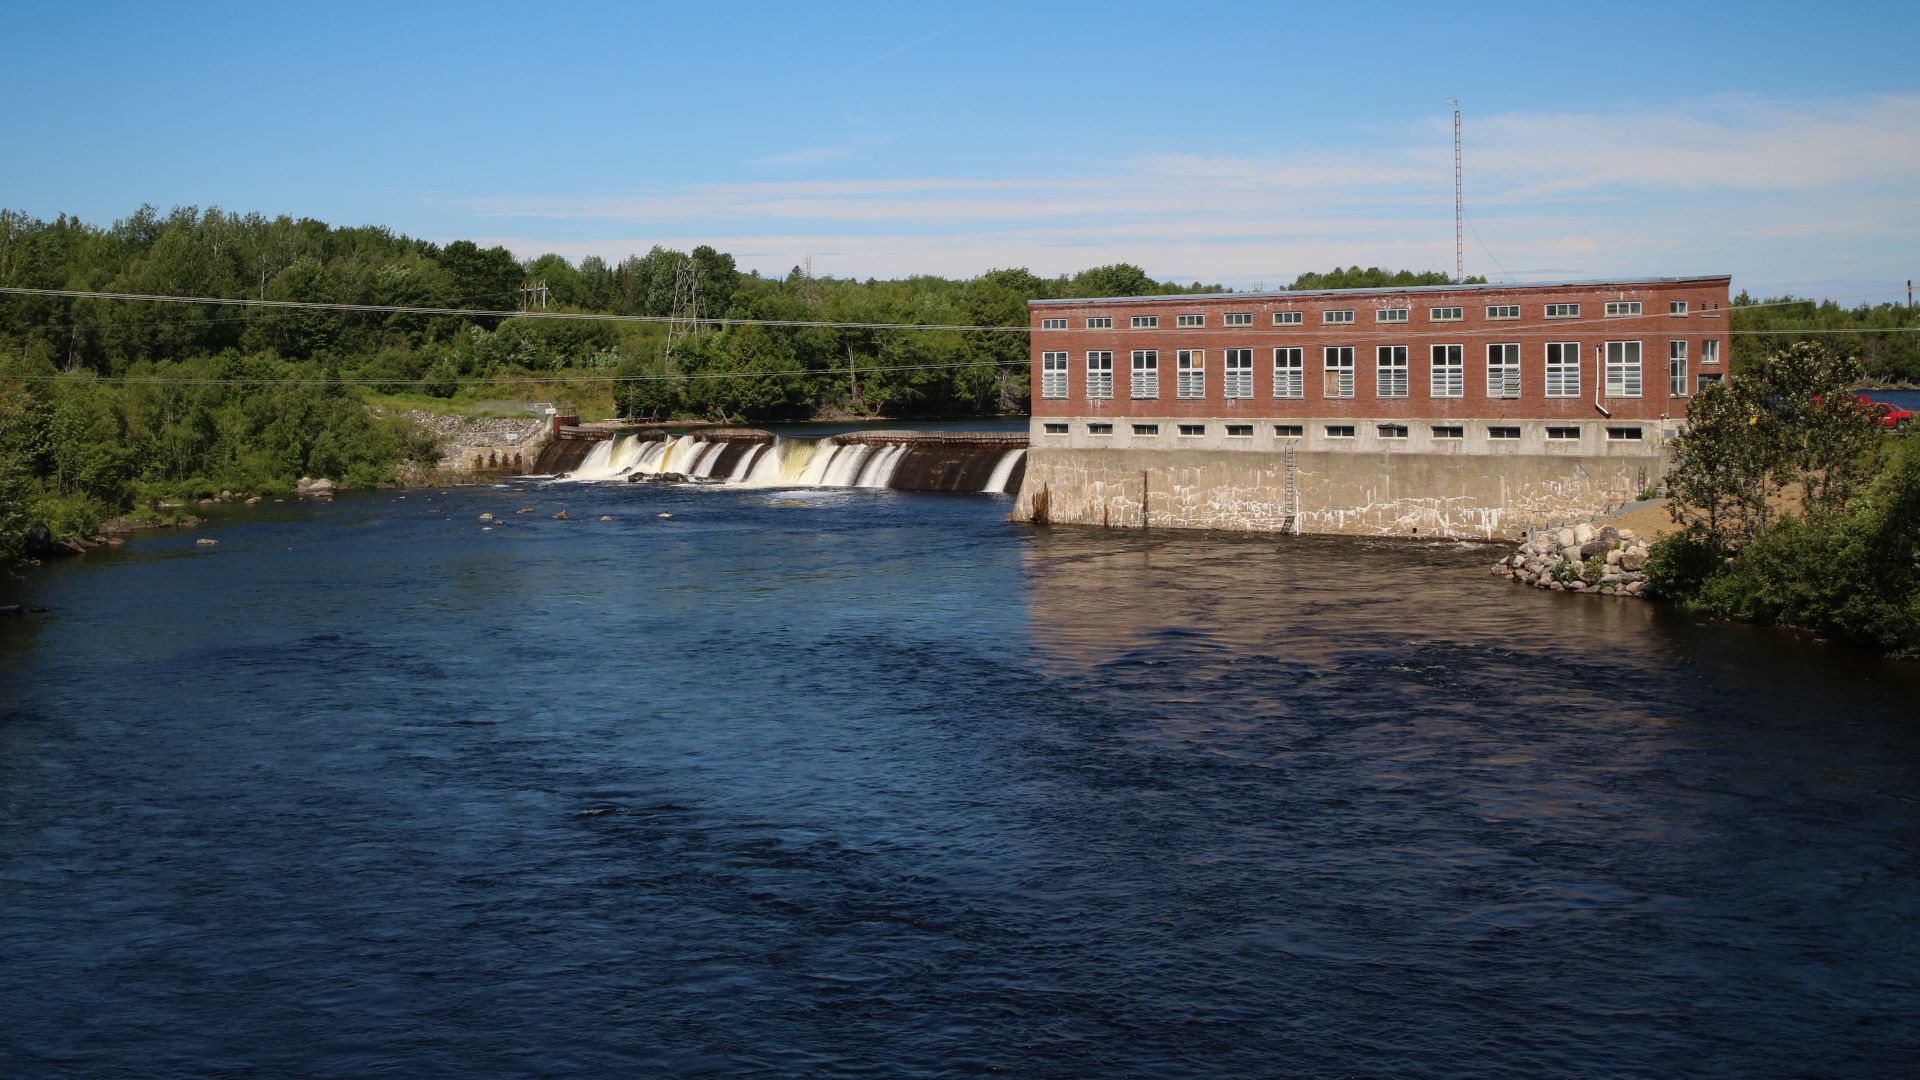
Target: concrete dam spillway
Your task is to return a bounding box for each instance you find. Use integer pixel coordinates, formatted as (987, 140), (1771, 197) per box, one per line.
(528, 428), (1028, 495)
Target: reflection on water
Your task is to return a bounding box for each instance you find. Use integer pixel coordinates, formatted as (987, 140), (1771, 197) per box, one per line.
(1, 490), (1916, 1078)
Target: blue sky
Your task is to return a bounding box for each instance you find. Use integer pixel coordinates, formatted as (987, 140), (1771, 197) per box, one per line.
(5, 1), (1918, 301)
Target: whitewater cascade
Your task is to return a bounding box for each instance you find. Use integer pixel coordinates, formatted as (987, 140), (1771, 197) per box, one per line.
(536, 430), (1025, 494)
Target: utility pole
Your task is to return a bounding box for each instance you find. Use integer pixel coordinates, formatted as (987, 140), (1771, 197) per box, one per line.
(1447, 98), (1463, 284)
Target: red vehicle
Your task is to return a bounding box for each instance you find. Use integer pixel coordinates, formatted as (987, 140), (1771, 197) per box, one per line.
(1857, 395), (1914, 429)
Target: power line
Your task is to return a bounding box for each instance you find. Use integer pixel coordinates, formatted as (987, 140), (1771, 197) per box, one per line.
(0, 357), (1029, 386)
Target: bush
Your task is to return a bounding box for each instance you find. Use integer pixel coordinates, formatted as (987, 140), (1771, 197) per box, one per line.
(1644, 532), (1727, 601)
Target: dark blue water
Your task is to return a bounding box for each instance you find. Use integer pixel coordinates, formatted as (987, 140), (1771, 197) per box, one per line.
(3, 486), (1917, 1078)
(1862, 388), (1920, 411)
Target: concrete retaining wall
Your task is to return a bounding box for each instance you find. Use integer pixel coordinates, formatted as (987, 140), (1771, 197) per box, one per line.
(1009, 447), (1664, 540)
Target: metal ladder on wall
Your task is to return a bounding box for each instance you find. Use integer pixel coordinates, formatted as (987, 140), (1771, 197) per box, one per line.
(1280, 446), (1299, 535)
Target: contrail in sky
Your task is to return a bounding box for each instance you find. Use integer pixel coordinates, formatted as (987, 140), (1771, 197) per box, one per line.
(832, 28), (951, 80)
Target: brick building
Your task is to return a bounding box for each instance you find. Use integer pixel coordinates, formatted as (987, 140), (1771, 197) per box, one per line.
(1012, 276), (1733, 538)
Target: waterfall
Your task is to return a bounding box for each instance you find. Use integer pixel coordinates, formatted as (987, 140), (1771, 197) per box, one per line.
(821, 444), (874, 487)
(730, 443), (768, 481)
(983, 448), (1026, 494)
(856, 444), (908, 488)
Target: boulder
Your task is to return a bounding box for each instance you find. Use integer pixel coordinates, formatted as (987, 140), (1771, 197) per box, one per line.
(307, 478), (336, 497)
(219, 490), (233, 500)
(1597, 525), (1620, 543)
(658, 512), (674, 519)
(245, 496), (261, 505)
(23, 523), (54, 559)
(479, 513), (495, 521)
(1618, 529), (1637, 541)
(198, 498), (216, 506)
(1605, 549), (1622, 565)
(1619, 552), (1648, 572)
(195, 538), (219, 547)
(599, 515), (613, 522)
(1573, 523), (1595, 546)
(1578, 539), (1613, 560)
(552, 510), (571, 520)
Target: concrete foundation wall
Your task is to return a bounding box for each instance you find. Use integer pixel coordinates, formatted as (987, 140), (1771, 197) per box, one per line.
(1010, 447), (1666, 540)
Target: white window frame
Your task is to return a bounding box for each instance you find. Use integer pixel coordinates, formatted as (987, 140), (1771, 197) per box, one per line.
(1223, 348), (1254, 399)
(1323, 309), (1355, 325)
(1223, 312), (1253, 326)
(1086, 316), (1112, 329)
(1376, 345), (1409, 398)
(1545, 303), (1579, 318)
(1431, 425), (1464, 440)
(1670, 301), (1689, 315)
(1702, 339), (1721, 365)
(1324, 424), (1356, 439)
(1545, 342), (1580, 398)
(1605, 301), (1642, 317)
(1486, 304), (1520, 320)
(1176, 313), (1205, 328)
(1041, 351), (1069, 399)
(1605, 340), (1642, 398)
(1132, 423), (1159, 436)
(1176, 349), (1206, 399)
(1669, 340), (1688, 397)
(1376, 307), (1409, 324)
(1040, 317), (1067, 330)
(1131, 315), (1158, 329)
(1130, 350), (1159, 399)
(1272, 347), (1304, 399)
(1225, 424), (1254, 438)
(1486, 343), (1521, 399)
(1322, 346), (1355, 398)
(1430, 343), (1463, 398)
(1086, 350), (1114, 400)
(1275, 424), (1304, 438)
(1429, 306), (1463, 322)
(1177, 424), (1205, 437)
(1272, 310), (1303, 325)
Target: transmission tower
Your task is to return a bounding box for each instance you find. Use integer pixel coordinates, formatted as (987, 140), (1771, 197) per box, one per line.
(1447, 98), (1463, 284)
(663, 257), (702, 363)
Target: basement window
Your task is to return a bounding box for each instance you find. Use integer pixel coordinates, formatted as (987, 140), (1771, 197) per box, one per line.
(1325, 424), (1356, 439)
(1431, 425), (1464, 439)
(1547, 426), (1581, 440)
(1488, 426), (1521, 441)
(1178, 424), (1206, 437)
(1132, 423), (1159, 436)
(1377, 424), (1409, 439)
(1606, 426), (1644, 441)
(1043, 422), (1068, 434)
(1226, 424), (1253, 437)
(1087, 422), (1113, 435)
(1275, 424), (1304, 438)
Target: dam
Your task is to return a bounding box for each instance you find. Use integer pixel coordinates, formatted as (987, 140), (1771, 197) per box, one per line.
(528, 427), (1028, 495)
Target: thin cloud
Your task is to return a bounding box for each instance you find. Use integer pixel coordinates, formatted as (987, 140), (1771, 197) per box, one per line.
(831, 27), (950, 80)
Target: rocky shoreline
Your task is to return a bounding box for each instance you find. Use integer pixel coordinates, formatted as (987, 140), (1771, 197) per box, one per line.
(1494, 521), (1654, 597)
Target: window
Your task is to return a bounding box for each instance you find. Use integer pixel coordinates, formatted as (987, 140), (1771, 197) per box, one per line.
(1487, 304), (1520, 320)
(1430, 306), (1463, 322)
(1132, 423), (1159, 436)
(1086, 351), (1114, 399)
(1041, 351), (1069, 399)
(1325, 425), (1356, 438)
(1487, 343), (1521, 398)
(1669, 301), (1689, 315)
(1376, 307), (1409, 323)
(1131, 315), (1158, 329)
(1431, 344), (1464, 398)
(1086, 316), (1112, 329)
(1040, 317), (1067, 330)
(1324, 309), (1355, 324)
(1224, 312), (1253, 326)
(1223, 349), (1254, 399)
(1668, 340), (1688, 396)
(1043, 422), (1068, 434)
(1322, 346), (1355, 397)
(1703, 339), (1721, 365)
(1607, 426), (1644, 441)
(1377, 423), (1408, 439)
(1177, 350), (1206, 399)
(1545, 342), (1581, 398)
(1488, 426), (1521, 441)
(1272, 310), (1303, 325)
(1376, 345), (1409, 398)
(1178, 424), (1205, 437)
(1697, 373), (1724, 392)
(1087, 422), (1113, 435)
(1545, 303), (1580, 318)
(1130, 350), (1159, 399)
(1272, 348), (1304, 398)
(1275, 424), (1304, 438)
(1605, 301), (1642, 317)
(1605, 341), (1642, 398)
(1431, 425), (1464, 440)
(1177, 313), (1205, 327)
(1547, 426), (1581, 440)
(1226, 424), (1253, 437)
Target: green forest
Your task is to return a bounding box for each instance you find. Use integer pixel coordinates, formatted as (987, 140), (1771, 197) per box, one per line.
(3, 203), (1918, 559)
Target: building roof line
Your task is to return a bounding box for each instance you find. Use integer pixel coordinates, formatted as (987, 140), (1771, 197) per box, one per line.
(1029, 275), (1734, 307)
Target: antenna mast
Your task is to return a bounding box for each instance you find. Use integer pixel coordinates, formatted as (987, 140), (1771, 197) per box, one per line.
(1448, 99), (1463, 284)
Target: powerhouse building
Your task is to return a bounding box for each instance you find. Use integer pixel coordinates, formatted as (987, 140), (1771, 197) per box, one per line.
(1011, 276), (1733, 539)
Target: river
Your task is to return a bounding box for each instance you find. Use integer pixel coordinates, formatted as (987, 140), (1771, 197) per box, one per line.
(2, 483), (1916, 1077)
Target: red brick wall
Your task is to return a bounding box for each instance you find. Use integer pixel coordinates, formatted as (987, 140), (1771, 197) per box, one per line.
(1029, 278), (1732, 422)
